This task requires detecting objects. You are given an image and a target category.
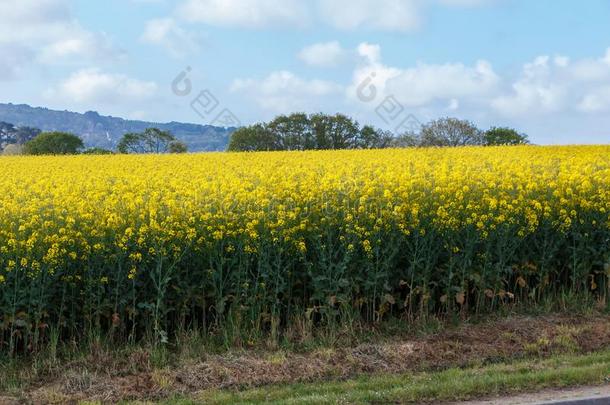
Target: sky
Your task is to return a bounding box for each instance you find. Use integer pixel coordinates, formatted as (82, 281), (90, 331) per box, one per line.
(1, 0), (610, 144)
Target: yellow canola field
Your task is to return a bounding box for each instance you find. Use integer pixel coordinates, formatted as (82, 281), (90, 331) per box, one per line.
(1, 146), (608, 258)
(0, 145), (609, 350)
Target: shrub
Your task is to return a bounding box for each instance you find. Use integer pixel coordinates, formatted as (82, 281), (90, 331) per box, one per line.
(23, 132), (84, 155)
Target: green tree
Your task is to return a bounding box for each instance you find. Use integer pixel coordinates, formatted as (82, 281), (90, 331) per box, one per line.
(227, 113), (394, 152)
(23, 132), (84, 155)
(359, 125), (394, 149)
(117, 128), (177, 154)
(227, 124), (281, 152)
(419, 118), (484, 147)
(310, 113), (360, 149)
(484, 127), (529, 145)
(267, 113), (314, 150)
(82, 147), (114, 155)
(168, 141), (188, 153)
(392, 133), (420, 148)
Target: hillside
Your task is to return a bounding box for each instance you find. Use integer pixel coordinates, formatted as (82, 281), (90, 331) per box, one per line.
(0, 103), (235, 152)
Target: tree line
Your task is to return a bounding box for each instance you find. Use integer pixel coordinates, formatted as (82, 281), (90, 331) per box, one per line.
(397, 117), (529, 147)
(228, 114), (528, 152)
(228, 113), (395, 151)
(1, 128), (189, 156)
(1, 113), (529, 156)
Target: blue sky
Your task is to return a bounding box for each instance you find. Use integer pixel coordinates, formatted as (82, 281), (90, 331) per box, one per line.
(2, 0), (610, 144)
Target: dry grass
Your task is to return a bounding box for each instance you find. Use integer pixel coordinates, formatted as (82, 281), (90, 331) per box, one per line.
(2, 313), (609, 403)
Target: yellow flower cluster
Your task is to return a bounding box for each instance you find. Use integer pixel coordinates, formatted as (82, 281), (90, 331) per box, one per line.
(0, 146), (608, 272)
(0, 145), (608, 349)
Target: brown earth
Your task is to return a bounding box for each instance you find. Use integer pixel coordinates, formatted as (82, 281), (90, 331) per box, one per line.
(4, 313), (610, 403)
(451, 384), (610, 405)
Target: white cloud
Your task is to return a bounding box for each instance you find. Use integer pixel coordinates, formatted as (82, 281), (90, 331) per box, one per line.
(230, 71), (342, 113)
(348, 42), (499, 108)
(347, 43), (403, 104)
(0, 0), (70, 41)
(578, 86), (610, 113)
(316, 0), (421, 32)
(0, 0), (122, 77)
(141, 18), (201, 58)
(232, 41), (505, 126)
(357, 42), (383, 64)
(492, 50), (610, 116)
(176, 0), (309, 28)
(172, 0), (495, 32)
(554, 55), (570, 67)
(566, 49), (610, 82)
(232, 42), (610, 130)
(492, 56), (567, 116)
(298, 41), (347, 67)
(46, 68), (158, 103)
(38, 32), (120, 65)
(0, 45), (33, 81)
(439, 0), (494, 6)
(604, 48), (610, 65)
(389, 60), (498, 106)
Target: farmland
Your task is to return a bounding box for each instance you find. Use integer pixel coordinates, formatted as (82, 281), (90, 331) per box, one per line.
(0, 145), (609, 356)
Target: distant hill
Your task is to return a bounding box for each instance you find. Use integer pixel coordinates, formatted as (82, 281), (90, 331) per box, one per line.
(0, 103), (236, 152)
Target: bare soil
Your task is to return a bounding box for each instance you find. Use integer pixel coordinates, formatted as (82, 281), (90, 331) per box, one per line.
(452, 384), (610, 404)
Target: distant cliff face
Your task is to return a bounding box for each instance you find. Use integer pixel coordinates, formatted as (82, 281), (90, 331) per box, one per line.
(0, 103), (236, 152)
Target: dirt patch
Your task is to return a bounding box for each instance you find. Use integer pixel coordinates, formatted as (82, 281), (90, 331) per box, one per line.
(8, 314), (610, 403)
(450, 384), (610, 405)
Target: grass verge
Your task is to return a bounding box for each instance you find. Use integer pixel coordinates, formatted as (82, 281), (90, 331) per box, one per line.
(176, 350), (610, 405)
(2, 311), (609, 403)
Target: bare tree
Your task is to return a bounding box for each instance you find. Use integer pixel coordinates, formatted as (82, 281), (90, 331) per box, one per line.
(419, 118), (484, 147)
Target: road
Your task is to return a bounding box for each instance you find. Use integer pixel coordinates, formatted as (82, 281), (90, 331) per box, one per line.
(452, 384), (610, 405)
